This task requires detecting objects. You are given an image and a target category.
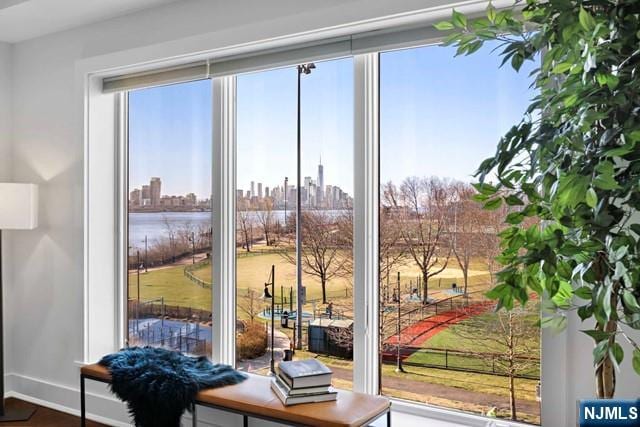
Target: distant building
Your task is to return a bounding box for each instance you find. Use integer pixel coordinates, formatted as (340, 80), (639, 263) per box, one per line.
(250, 181), (255, 198)
(141, 185), (151, 206)
(129, 189), (140, 207)
(258, 182), (263, 198)
(150, 177), (161, 207)
(265, 186), (269, 198)
(317, 160), (324, 205)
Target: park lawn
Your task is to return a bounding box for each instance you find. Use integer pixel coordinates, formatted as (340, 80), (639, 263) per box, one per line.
(408, 310), (541, 378)
(193, 250), (352, 303)
(128, 267), (211, 311)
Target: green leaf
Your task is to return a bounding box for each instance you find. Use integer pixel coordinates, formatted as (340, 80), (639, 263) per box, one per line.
(579, 7), (596, 31)
(622, 290), (640, 313)
(610, 342), (624, 365)
(484, 198), (503, 210)
(593, 340), (608, 365)
(552, 62), (573, 74)
(575, 286), (593, 300)
(452, 10), (467, 29)
(586, 187), (598, 208)
(633, 349), (640, 375)
(487, 3), (496, 23)
(582, 329), (612, 342)
(434, 21), (455, 30)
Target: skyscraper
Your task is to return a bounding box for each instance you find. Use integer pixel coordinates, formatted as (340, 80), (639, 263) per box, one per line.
(317, 158), (324, 206)
(150, 177), (161, 207)
(141, 185), (151, 206)
(250, 181), (255, 198)
(258, 182), (263, 198)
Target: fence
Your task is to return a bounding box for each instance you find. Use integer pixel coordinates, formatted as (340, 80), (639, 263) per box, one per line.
(128, 300), (212, 322)
(130, 320), (207, 355)
(381, 292), (481, 341)
(381, 345), (540, 380)
(184, 259), (211, 288)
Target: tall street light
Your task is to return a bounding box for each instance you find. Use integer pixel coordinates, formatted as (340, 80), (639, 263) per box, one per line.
(295, 62), (315, 350)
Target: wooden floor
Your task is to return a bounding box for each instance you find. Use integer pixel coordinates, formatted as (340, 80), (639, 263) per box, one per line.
(2, 399), (108, 427)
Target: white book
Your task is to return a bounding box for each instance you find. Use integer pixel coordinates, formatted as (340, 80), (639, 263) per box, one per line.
(270, 377), (337, 406)
(275, 375), (331, 396)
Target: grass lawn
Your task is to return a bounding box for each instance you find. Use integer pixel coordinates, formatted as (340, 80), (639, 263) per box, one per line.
(408, 308), (541, 378)
(128, 267), (211, 310)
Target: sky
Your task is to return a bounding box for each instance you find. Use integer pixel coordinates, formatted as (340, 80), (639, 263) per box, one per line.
(128, 41), (535, 199)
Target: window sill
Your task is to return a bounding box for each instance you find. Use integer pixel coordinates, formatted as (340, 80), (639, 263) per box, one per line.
(389, 397), (535, 427)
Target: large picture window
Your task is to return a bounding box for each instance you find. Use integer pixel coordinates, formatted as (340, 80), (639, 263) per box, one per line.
(379, 43), (541, 424)
(114, 30), (545, 426)
(126, 80), (213, 357)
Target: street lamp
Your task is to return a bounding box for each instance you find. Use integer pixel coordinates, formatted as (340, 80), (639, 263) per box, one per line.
(396, 271), (405, 373)
(295, 62), (314, 350)
(263, 265), (276, 375)
(284, 176), (288, 231)
(188, 231), (196, 264)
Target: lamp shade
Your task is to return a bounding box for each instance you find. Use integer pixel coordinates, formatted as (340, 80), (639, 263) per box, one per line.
(0, 183), (38, 230)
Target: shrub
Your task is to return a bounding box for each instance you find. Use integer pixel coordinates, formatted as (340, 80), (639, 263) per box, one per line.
(237, 322), (268, 360)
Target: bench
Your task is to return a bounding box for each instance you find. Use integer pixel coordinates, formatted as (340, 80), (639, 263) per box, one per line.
(80, 364), (391, 427)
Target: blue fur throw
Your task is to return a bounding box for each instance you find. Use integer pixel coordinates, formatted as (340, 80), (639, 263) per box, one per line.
(99, 347), (247, 427)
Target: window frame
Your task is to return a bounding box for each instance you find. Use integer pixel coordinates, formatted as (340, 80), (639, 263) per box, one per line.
(82, 8), (564, 427)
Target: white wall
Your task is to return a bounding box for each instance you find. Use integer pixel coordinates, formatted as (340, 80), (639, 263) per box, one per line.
(4, 0), (639, 426)
(0, 42), (10, 181)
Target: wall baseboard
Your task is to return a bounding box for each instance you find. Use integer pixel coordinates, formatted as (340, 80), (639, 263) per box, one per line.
(5, 372), (244, 427)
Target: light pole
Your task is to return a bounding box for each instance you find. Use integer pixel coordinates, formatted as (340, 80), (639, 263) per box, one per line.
(396, 271), (405, 373)
(263, 265), (276, 375)
(284, 176), (288, 231)
(144, 235), (148, 272)
(296, 62), (315, 350)
(137, 250), (141, 334)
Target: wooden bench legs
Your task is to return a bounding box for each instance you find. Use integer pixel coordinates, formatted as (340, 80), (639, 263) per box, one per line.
(80, 374), (86, 427)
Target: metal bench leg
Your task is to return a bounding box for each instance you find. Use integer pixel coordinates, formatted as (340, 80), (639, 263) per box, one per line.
(80, 374), (86, 427)
(243, 414), (248, 427)
(387, 409), (391, 427)
(192, 403), (197, 427)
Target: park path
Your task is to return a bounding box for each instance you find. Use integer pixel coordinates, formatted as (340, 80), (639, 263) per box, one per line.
(385, 301), (495, 348)
(237, 328), (291, 373)
(330, 366), (540, 419)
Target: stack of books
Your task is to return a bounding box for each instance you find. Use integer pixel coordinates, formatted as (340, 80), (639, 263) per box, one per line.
(270, 359), (337, 406)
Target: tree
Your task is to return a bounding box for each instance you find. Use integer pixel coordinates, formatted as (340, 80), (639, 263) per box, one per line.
(451, 304), (540, 421)
(237, 201), (254, 253)
(238, 289), (262, 324)
(281, 210), (351, 304)
(387, 177), (454, 303)
(257, 198), (276, 246)
(438, 1), (640, 396)
(451, 182), (487, 294)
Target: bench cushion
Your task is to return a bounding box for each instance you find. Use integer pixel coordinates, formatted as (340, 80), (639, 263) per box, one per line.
(81, 364), (390, 427)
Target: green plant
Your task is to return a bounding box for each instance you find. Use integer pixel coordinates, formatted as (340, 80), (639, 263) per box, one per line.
(436, 0), (640, 398)
(237, 322), (268, 360)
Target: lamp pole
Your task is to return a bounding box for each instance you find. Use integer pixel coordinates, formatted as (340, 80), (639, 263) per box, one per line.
(295, 62), (315, 350)
(263, 265), (276, 375)
(284, 176), (288, 231)
(144, 235), (148, 272)
(396, 271), (404, 373)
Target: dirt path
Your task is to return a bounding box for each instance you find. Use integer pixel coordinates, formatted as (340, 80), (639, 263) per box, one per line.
(330, 366), (540, 417)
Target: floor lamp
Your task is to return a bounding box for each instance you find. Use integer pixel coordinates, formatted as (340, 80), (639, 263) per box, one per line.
(0, 183), (38, 421)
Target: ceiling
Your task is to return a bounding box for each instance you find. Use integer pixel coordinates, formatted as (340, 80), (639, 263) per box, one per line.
(0, 0), (182, 43)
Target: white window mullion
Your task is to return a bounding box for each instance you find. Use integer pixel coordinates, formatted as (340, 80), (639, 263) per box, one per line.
(212, 76), (237, 365)
(353, 52), (380, 395)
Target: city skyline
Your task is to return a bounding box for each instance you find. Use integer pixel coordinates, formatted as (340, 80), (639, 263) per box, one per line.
(128, 41), (534, 198)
